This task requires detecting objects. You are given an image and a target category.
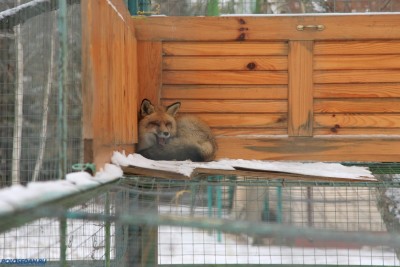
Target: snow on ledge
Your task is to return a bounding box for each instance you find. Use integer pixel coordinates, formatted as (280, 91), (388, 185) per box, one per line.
(0, 163), (123, 215)
(111, 151), (374, 180)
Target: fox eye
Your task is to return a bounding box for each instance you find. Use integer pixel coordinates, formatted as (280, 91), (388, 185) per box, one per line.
(166, 122), (172, 127)
(149, 121), (160, 127)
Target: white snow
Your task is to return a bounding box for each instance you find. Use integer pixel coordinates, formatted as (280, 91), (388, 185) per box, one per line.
(106, 0), (125, 22)
(0, 0), (50, 21)
(112, 151), (375, 180)
(0, 164), (123, 215)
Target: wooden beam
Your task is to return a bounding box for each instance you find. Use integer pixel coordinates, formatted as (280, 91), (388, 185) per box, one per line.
(133, 15), (400, 41)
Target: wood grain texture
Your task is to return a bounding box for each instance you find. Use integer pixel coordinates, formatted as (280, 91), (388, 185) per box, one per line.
(163, 70), (288, 85)
(82, 0), (137, 167)
(288, 41), (313, 136)
(314, 99), (400, 113)
(212, 128), (287, 136)
(215, 136), (400, 161)
(314, 41), (400, 55)
(314, 55), (400, 70)
(195, 114), (287, 128)
(314, 128), (400, 136)
(161, 85), (288, 100)
(160, 100), (287, 113)
(314, 114), (400, 128)
(162, 42), (288, 55)
(133, 15), (400, 41)
(314, 83), (400, 98)
(314, 70), (400, 84)
(163, 56), (287, 71)
(138, 41), (162, 105)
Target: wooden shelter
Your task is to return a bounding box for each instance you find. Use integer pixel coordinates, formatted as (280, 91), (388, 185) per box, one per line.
(82, 0), (400, 168)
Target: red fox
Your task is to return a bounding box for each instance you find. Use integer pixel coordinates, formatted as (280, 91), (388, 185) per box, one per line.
(137, 99), (217, 162)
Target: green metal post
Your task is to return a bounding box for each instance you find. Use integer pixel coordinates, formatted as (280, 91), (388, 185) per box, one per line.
(105, 192), (111, 267)
(207, 0), (219, 16)
(57, 0), (68, 180)
(59, 217), (67, 267)
(276, 186), (283, 223)
(127, 0), (138, 15)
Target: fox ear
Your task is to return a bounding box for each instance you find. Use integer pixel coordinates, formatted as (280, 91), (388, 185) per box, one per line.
(166, 102), (181, 116)
(140, 99), (155, 117)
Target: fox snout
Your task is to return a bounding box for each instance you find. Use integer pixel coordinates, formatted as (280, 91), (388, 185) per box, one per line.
(156, 131), (170, 146)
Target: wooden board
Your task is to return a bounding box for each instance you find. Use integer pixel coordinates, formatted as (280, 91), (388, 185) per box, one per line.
(314, 99), (400, 113)
(314, 83), (400, 98)
(314, 70), (400, 84)
(162, 42), (288, 55)
(195, 114), (287, 128)
(161, 85), (288, 100)
(315, 55), (400, 70)
(134, 15), (400, 41)
(122, 166), (376, 182)
(160, 100), (287, 113)
(163, 70), (288, 85)
(163, 56), (287, 71)
(215, 136), (400, 162)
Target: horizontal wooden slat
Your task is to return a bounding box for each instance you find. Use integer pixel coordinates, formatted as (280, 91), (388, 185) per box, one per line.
(163, 56), (287, 71)
(212, 128), (287, 136)
(215, 136), (400, 161)
(163, 71), (288, 85)
(315, 41), (400, 55)
(314, 99), (400, 113)
(134, 15), (400, 41)
(195, 114), (287, 128)
(163, 42), (288, 56)
(314, 55), (400, 70)
(160, 100), (287, 113)
(314, 70), (400, 84)
(314, 114), (400, 128)
(161, 85), (288, 100)
(314, 128), (400, 135)
(314, 83), (400, 98)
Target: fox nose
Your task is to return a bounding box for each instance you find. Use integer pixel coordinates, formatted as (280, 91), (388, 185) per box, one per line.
(162, 132), (170, 138)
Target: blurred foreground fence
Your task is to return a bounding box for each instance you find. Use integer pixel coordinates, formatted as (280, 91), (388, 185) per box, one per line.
(1, 165), (400, 266)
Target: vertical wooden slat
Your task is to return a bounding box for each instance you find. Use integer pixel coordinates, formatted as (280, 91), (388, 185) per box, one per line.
(82, 0), (138, 168)
(288, 40), (314, 136)
(138, 41), (163, 105)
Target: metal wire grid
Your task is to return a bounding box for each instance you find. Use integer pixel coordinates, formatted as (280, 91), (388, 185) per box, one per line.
(135, 0), (400, 16)
(0, 191), (117, 266)
(0, 0), (82, 187)
(1, 171), (400, 266)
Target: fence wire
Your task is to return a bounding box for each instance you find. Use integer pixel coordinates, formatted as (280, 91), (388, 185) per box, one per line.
(2, 172), (400, 266)
(0, 0), (82, 187)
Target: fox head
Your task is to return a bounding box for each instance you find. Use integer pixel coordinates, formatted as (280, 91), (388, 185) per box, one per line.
(137, 99), (180, 150)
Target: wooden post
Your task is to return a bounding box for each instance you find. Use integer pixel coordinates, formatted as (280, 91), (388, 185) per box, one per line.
(82, 0), (138, 169)
(288, 40), (314, 137)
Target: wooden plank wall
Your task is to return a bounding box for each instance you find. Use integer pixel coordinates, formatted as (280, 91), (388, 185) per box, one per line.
(82, 0), (138, 168)
(133, 16), (400, 162)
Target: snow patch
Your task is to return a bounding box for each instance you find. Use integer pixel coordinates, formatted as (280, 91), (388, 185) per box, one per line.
(112, 151), (374, 180)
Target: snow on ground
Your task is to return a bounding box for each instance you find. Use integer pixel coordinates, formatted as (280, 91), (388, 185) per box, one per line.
(112, 151), (375, 180)
(1, 205), (398, 265)
(158, 225), (399, 265)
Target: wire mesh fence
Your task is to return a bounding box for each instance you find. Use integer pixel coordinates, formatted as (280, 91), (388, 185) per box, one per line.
(2, 171), (400, 266)
(127, 0), (400, 16)
(0, 0), (82, 187)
